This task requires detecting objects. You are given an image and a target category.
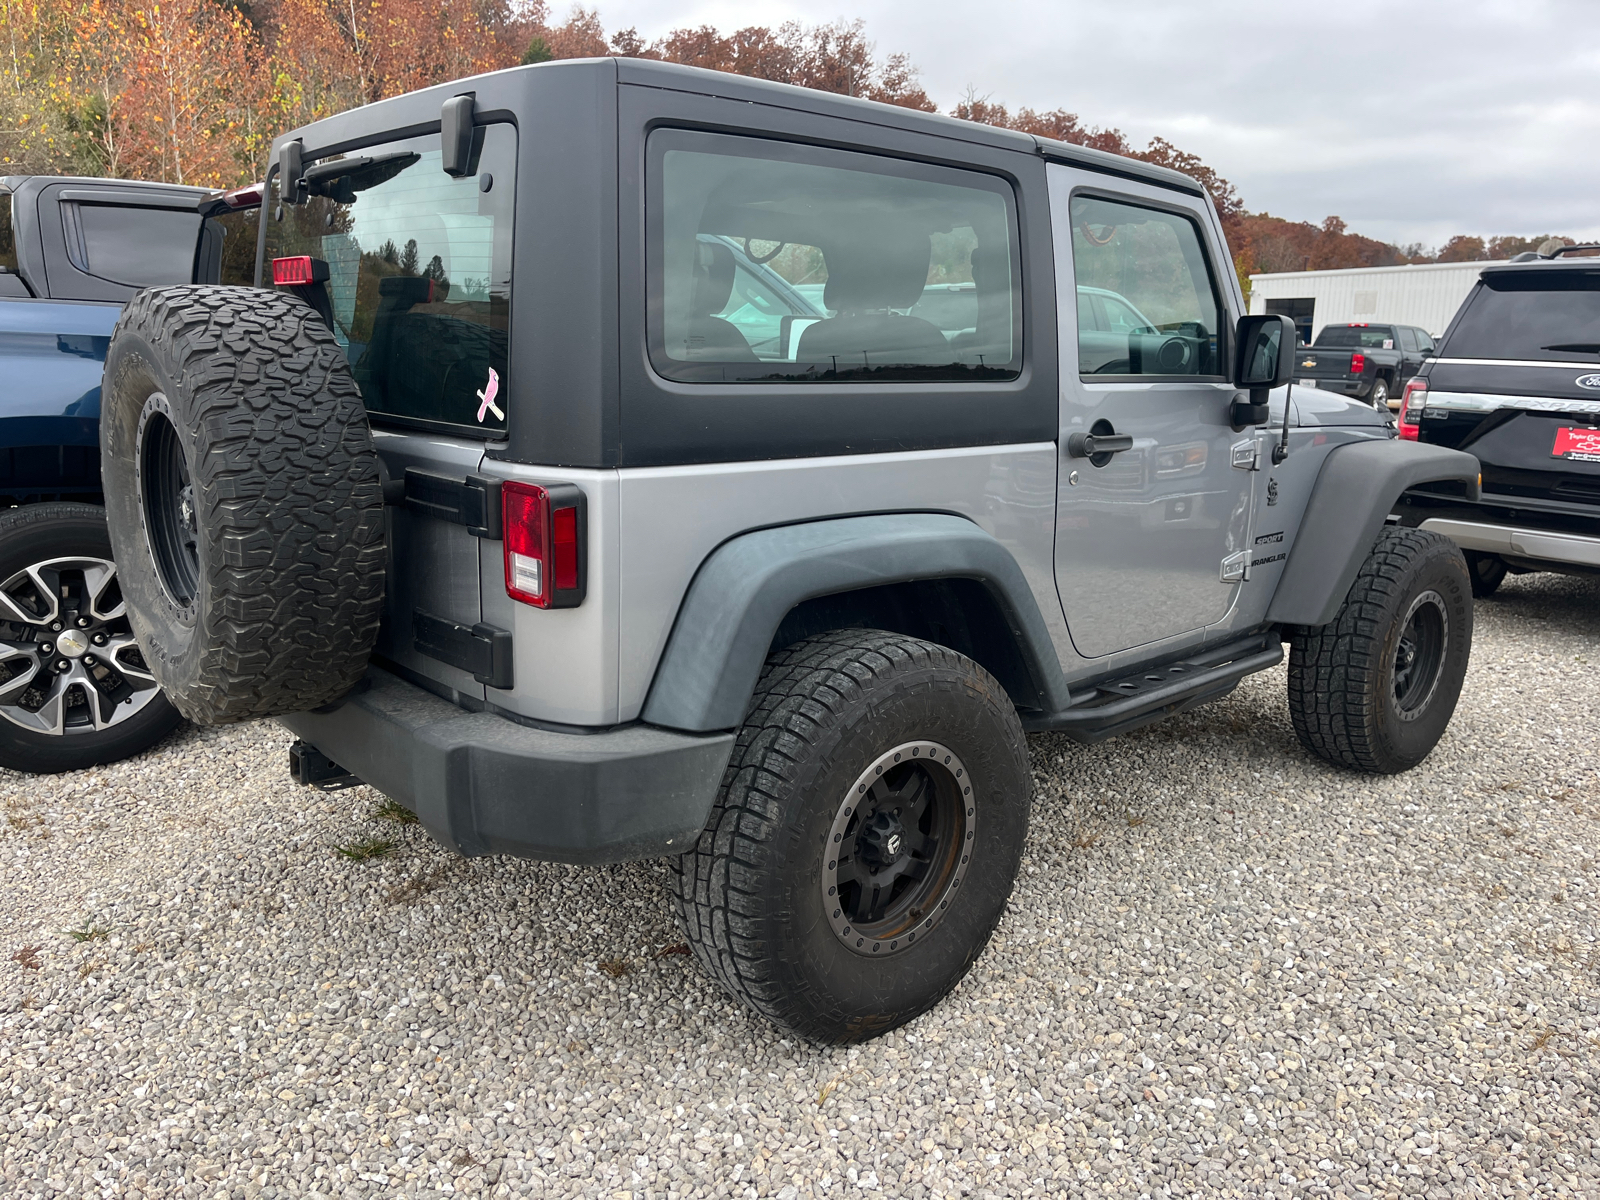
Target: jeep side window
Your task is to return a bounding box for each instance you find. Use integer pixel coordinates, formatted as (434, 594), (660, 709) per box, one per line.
(648, 129), (1021, 383)
(1069, 195), (1221, 378)
(265, 125), (514, 435)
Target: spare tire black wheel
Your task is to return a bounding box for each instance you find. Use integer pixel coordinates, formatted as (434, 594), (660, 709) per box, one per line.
(100, 285), (386, 724)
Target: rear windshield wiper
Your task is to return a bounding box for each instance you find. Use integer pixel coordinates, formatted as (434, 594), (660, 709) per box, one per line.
(1540, 343), (1600, 355)
(303, 152), (420, 203)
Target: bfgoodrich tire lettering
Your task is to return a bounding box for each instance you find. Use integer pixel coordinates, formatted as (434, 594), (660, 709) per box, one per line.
(1288, 527), (1472, 773)
(100, 285), (386, 724)
(671, 630), (1031, 1044)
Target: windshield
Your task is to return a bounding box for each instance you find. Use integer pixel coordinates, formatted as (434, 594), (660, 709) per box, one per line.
(1443, 272), (1600, 361)
(1316, 326), (1395, 349)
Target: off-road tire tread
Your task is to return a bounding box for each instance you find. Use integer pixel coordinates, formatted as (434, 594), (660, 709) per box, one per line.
(669, 629), (1027, 1041)
(103, 286), (384, 724)
(1287, 526), (1463, 772)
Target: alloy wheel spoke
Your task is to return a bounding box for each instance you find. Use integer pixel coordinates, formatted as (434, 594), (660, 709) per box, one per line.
(0, 650), (41, 701)
(103, 633), (156, 682)
(83, 561), (124, 622)
(0, 564), (57, 627)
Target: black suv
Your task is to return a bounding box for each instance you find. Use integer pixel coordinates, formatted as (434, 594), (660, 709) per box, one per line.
(1394, 247), (1600, 595)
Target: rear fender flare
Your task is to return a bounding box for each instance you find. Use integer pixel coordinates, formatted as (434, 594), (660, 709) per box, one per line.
(639, 513), (1072, 732)
(1267, 439), (1480, 628)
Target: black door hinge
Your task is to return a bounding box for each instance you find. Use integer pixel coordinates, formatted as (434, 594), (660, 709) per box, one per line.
(403, 468), (502, 539)
(412, 609), (514, 689)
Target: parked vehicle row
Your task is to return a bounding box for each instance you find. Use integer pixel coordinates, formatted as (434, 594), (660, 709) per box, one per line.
(1294, 321), (1435, 410)
(0, 174), (258, 772)
(1394, 245), (1600, 593)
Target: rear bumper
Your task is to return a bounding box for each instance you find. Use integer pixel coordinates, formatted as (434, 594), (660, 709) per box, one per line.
(1418, 517), (1600, 570)
(279, 667), (734, 864)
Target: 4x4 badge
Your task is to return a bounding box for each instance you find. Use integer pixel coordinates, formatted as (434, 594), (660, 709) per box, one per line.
(476, 368), (504, 422)
(1576, 374), (1600, 390)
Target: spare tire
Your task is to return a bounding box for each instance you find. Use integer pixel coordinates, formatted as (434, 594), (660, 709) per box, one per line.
(100, 285), (386, 724)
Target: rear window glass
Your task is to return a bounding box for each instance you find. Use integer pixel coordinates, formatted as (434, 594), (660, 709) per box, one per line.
(1317, 326), (1395, 349)
(209, 209), (259, 287)
(648, 129), (1021, 383)
(265, 125), (515, 435)
(67, 204), (201, 288)
(1443, 272), (1600, 362)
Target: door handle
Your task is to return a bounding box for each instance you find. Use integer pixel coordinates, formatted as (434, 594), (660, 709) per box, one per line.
(1067, 431), (1134, 458)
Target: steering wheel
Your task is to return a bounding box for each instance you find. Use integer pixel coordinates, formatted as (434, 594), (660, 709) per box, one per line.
(743, 238), (787, 265)
(1078, 222), (1118, 246)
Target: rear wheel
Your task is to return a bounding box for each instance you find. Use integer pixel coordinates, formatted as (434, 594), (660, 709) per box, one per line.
(1466, 551), (1507, 598)
(1288, 527), (1471, 773)
(0, 504), (181, 774)
(1368, 377), (1390, 409)
(671, 630), (1031, 1044)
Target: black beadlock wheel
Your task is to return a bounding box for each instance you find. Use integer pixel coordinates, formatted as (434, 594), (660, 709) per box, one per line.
(0, 504), (182, 774)
(1288, 527), (1472, 774)
(671, 630), (1031, 1044)
(100, 285), (386, 725)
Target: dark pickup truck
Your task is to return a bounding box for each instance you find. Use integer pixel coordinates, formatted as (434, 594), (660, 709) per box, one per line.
(1294, 322), (1435, 411)
(1393, 247), (1600, 594)
(0, 174), (257, 772)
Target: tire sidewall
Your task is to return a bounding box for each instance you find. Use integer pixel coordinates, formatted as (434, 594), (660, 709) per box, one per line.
(751, 657), (1030, 1040)
(1371, 538), (1471, 768)
(101, 330), (206, 699)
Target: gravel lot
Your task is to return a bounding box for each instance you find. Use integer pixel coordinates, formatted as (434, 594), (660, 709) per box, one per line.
(2, 571), (1597, 1200)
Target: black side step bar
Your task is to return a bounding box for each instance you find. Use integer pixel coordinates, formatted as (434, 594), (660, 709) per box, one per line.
(1024, 634), (1284, 743)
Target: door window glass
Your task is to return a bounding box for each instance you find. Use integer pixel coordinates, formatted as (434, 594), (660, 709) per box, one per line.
(1397, 327), (1417, 351)
(1069, 195), (1221, 377)
(266, 125), (514, 434)
(649, 129), (1021, 383)
(0, 194), (17, 274)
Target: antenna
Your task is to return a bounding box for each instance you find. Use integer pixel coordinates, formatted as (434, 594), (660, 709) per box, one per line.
(1271, 379), (1293, 465)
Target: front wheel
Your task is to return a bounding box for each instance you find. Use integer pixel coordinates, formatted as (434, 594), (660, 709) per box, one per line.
(0, 504), (182, 773)
(671, 630), (1031, 1044)
(1288, 527), (1471, 773)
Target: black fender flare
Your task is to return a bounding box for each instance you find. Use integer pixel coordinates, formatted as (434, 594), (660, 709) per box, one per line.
(1266, 439), (1480, 628)
(640, 513), (1073, 732)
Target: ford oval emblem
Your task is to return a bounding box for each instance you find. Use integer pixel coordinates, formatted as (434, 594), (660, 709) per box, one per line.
(1578, 373), (1600, 390)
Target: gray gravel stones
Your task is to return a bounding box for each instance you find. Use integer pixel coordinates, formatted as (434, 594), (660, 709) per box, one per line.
(2, 570), (1597, 1199)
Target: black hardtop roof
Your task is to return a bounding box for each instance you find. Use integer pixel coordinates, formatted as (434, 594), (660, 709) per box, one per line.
(274, 57), (1207, 201)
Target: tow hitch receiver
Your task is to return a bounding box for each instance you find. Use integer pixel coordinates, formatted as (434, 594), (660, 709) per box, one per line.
(289, 739), (362, 790)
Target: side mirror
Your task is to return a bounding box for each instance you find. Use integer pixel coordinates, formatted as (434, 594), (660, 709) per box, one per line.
(1231, 314), (1295, 427)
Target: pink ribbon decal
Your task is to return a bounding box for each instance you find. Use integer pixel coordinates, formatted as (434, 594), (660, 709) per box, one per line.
(476, 368), (504, 423)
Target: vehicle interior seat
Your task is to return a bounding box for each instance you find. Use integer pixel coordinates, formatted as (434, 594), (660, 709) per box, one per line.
(682, 240), (757, 361)
(951, 243), (1010, 359)
(797, 227), (950, 368)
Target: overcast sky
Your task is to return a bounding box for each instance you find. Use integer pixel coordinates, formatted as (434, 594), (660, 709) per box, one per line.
(589, 0), (1600, 249)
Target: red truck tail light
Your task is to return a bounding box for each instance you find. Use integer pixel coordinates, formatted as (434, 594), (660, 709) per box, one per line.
(501, 481), (586, 608)
(1398, 378), (1427, 441)
(1350, 351), (1366, 375)
(271, 255), (328, 286)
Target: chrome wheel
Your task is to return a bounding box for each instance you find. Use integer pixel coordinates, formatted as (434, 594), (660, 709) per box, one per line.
(822, 740), (975, 957)
(0, 556), (162, 735)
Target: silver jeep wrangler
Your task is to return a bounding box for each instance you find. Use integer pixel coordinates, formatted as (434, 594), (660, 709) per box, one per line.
(98, 59), (1481, 1043)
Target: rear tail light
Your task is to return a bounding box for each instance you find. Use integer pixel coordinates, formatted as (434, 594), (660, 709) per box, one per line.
(1398, 378), (1427, 441)
(1350, 352), (1366, 375)
(271, 255), (328, 286)
(501, 481), (586, 608)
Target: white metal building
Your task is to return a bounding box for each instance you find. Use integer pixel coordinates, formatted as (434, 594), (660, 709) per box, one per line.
(1247, 260), (1497, 343)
